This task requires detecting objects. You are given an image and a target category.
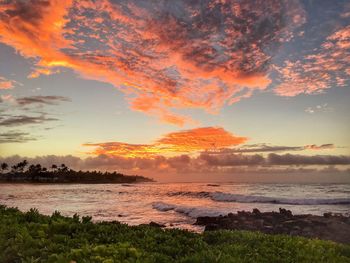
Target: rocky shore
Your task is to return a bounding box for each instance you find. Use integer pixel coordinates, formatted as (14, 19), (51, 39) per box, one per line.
(195, 208), (350, 244)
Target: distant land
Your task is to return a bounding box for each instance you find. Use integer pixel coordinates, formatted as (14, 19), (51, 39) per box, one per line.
(0, 160), (154, 184)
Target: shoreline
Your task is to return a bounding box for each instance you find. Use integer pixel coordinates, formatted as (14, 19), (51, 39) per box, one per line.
(0, 204), (349, 262)
(1, 201), (349, 244)
(194, 208), (350, 244)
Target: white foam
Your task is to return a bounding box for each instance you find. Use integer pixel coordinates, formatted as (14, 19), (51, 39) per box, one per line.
(167, 191), (350, 205)
(210, 192), (350, 205)
(152, 201), (226, 218)
(152, 202), (176, 211)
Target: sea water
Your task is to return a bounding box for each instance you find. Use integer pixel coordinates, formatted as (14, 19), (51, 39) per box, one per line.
(0, 183), (349, 231)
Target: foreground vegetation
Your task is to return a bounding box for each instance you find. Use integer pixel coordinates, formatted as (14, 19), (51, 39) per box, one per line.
(0, 160), (153, 183)
(0, 205), (349, 262)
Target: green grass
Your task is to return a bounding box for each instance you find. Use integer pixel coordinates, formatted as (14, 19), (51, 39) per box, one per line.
(0, 205), (349, 263)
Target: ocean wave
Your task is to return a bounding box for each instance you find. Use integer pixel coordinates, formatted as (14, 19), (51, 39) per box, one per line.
(152, 202), (226, 218)
(167, 191), (350, 205)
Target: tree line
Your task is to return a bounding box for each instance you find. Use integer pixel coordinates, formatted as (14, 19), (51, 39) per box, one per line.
(0, 160), (153, 184)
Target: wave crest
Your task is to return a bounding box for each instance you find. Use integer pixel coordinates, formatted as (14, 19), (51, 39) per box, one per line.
(167, 191), (350, 205)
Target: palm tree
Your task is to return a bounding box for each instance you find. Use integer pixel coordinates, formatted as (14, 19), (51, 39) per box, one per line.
(16, 160), (28, 173)
(59, 164), (69, 173)
(1, 163), (8, 173)
(51, 164), (58, 172)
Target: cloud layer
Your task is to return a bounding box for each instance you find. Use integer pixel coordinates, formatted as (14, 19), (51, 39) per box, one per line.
(1, 0), (334, 125)
(1, 153), (349, 182)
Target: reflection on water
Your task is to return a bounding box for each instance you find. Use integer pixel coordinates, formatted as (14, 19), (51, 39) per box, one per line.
(0, 183), (349, 231)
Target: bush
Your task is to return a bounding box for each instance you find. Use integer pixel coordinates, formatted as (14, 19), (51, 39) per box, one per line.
(0, 205), (349, 262)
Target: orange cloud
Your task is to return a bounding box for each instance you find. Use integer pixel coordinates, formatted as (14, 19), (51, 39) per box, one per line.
(0, 76), (15, 90)
(0, 0), (305, 125)
(156, 127), (247, 152)
(304, 144), (335, 151)
(84, 127), (247, 158)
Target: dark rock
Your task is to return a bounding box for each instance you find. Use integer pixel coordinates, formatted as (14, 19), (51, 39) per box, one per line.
(197, 208), (350, 244)
(324, 212), (332, 218)
(195, 216), (218, 225)
(253, 208), (261, 215)
(205, 223), (220, 231)
(255, 219), (264, 228)
(149, 221), (165, 228)
(279, 208), (293, 217)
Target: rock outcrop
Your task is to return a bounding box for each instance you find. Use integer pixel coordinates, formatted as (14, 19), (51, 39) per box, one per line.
(195, 208), (350, 244)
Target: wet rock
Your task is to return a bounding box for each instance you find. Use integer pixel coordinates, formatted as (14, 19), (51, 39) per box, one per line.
(324, 212), (332, 218)
(194, 208), (350, 244)
(195, 216), (218, 225)
(253, 208), (261, 215)
(149, 221), (166, 228)
(205, 223), (220, 231)
(255, 219), (264, 228)
(279, 208), (293, 217)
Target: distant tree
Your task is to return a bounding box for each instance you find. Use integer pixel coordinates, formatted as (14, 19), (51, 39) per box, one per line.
(59, 164), (69, 173)
(28, 164), (41, 174)
(17, 160), (28, 173)
(51, 164), (58, 171)
(1, 163), (8, 173)
(35, 164), (42, 172)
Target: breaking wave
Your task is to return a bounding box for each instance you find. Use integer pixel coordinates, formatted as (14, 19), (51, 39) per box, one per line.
(152, 202), (227, 218)
(167, 191), (350, 205)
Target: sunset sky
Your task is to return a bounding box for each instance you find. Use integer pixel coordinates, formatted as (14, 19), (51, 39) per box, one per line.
(0, 0), (349, 182)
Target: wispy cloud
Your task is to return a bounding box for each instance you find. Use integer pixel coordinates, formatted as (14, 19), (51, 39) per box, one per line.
(15, 95), (71, 106)
(0, 114), (58, 127)
(0, 76), (15, 90)
(207, 143), (335, 154)
(305, 103), (333, 114)
(0, 130), (36, 143)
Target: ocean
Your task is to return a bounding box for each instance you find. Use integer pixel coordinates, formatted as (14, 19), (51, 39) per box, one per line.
(1, 183), (349, 231)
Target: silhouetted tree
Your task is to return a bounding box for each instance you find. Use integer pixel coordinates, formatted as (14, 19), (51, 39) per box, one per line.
(11, 160), (28, 173)
(51, 164), (58, 171)
(0, 160), (153, 183)
(59, 164), (69, 173)
(16, 160), (28, 173)
(1, 163), (8, 173)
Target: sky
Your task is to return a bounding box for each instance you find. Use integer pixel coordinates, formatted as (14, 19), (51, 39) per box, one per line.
(0, 0), (349, 182)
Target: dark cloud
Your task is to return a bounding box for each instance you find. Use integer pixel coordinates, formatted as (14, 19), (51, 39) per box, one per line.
(0, 114), (58, 126)
(268, 153), (350, 165)
(1, 153), (349, 175)
(0, 130), (36, 143)
(200, 152), (265, 166)
(0, 0), (50, 25)
(16, 95), (71, 106)
(200, 152), (350, 166)
(207, 143), (335, 153)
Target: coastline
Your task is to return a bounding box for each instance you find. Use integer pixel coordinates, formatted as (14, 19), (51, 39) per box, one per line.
(195, 208), (350, 244)
(0, 204), (349, 262)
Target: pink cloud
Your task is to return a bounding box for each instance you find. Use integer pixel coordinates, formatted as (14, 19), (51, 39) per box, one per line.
(0, 0), (305, 125)
(274, 25), (350, 96)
